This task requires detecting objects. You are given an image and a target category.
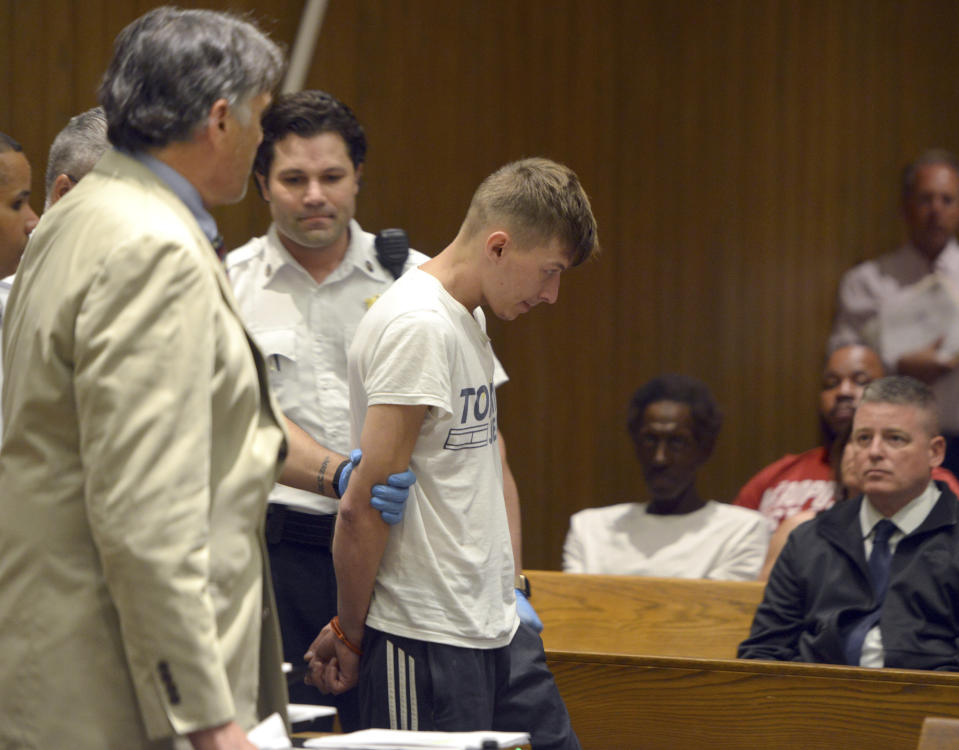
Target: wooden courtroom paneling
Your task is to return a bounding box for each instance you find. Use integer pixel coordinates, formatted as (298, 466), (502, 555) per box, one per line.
(7, 1), (959, 569)
(1, 0), (301, 232)
(549, 651), (959, 750)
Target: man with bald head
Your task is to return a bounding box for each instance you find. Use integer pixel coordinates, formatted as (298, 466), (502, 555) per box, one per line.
(739, 376), (959, 669)
(830, 149), (959, 475)
(736, 345), (884, 527)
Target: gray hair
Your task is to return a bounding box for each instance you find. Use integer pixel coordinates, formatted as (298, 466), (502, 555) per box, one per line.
(44, 107), (108, 209)
(901, 148), (959, 200)
(860, 375), (941, 435)
(98, 6), (284, 152)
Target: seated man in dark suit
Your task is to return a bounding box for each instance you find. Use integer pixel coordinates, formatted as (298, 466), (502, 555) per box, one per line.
(738, 375), (959, 670)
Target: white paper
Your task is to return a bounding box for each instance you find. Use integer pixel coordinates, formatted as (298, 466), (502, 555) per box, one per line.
(247, 712), (293, 749)
(289, 702), (338, 724)
(870, 272), (959, 431)
(303, 728), (530, 749)
(877, 273), (959, 363)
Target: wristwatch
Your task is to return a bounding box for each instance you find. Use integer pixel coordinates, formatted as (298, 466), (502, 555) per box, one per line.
(514, 573), (531, 599)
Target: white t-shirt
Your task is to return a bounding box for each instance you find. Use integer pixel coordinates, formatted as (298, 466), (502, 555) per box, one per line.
(563, 500), (770, 581)
(349, 267), (518, 648)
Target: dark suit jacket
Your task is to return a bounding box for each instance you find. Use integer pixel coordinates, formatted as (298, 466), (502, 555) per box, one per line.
(738, 481), (959, 670)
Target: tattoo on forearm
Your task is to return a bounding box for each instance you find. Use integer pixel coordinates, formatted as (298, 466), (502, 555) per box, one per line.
(318, 456), (330, 495)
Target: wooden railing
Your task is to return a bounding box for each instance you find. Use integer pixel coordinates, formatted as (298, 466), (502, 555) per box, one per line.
(548, 650), (959, 750)
(526, 571), (959, 749)
(527, 570), (764, 659)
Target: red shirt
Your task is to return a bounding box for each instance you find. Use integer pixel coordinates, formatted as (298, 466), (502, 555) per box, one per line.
(734, 446), (959, 529)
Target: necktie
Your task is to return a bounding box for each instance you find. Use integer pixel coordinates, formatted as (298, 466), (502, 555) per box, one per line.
(843, 519), (897, 665)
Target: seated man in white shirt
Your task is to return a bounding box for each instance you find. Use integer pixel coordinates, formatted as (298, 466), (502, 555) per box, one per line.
(739, 376), (959, 669)
(564, 374), (769, 580)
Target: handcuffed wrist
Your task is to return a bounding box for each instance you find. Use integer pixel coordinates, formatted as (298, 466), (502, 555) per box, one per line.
(330, 615), (363, 655)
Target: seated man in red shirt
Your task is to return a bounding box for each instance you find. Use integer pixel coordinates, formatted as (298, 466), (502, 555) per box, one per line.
(734, 344), (959, 578)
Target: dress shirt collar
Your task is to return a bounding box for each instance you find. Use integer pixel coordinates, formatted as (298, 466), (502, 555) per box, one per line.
(262, 223), (303, 279)
(263, 219), (387, 285)
(860, 480), (940, 540)
(903, 237), (959, 276)
(342, 219), (389, 281)
(125, 150), (220, 247)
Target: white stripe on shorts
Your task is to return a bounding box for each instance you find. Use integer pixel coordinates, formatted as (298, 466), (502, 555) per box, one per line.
(397, 646), (408, 730)
(386, 640), (397, 729)
(385, 640), (419, 731)
(408, 655), (418, 730)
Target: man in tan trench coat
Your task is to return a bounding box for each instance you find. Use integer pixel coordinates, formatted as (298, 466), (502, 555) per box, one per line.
(0, 8), (289, 750)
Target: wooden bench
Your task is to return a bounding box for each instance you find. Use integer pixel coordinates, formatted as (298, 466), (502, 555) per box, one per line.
(526, 570), (765, 658)
(547, 650), (959, 750)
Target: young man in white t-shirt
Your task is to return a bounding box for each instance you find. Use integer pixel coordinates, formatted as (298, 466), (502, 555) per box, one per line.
(305, 158), (598, 748)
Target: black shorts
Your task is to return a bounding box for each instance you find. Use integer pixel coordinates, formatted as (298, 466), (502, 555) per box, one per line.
(359, 623), (580, 749)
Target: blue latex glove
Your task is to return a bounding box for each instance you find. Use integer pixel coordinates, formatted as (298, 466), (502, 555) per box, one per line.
(336, 449), (416, 525)
(335, 449), (363, 498)
(515, 589), (543, 633)
(371, 469), (416, 525)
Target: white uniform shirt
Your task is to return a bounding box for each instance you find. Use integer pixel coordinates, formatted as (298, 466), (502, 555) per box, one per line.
(829, 240), (959, 431)
(227, 220), (430, 514)
(563, 500), (770, 581)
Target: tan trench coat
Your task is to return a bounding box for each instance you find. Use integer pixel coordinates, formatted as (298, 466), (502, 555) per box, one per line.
(0, 149), (289, 748)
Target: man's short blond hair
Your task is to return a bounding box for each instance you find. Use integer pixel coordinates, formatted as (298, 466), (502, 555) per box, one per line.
(461, 157), (599, 266)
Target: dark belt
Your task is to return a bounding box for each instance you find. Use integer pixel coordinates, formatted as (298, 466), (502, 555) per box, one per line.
(266, 504), (336, 548)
